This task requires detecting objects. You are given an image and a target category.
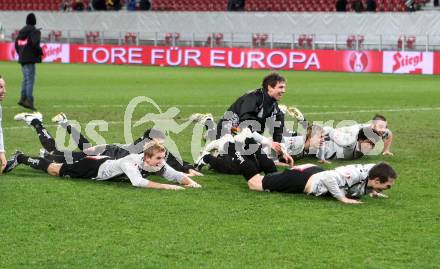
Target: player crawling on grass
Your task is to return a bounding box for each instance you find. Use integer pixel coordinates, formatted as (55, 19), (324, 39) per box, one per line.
(6, 112), (202, 176)
(280, 108), (394, 157)
(229, 140), (396, 204)
(9, 139), (201, 190)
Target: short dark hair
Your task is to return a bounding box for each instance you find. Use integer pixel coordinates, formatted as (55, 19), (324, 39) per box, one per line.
(372, 114), (387, 122)
(262, 72), (285, 91)
(26, 13), (37, 26)
(368, 162), (397, 183)
(357, 128), (380, 144)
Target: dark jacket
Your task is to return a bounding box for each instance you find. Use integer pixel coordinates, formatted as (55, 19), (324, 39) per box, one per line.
(14, 25), (43, 64)
(335, 0), (347, 11)
(217, 89), (285, 142)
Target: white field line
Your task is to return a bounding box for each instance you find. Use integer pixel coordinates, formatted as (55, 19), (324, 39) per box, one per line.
(305, 107), (440, 115)
(3, 104), (403, 109)
(4, 106), (440, 131)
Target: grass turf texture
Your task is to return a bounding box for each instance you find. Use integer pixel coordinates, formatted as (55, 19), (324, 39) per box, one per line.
(0, 61), (439, 268)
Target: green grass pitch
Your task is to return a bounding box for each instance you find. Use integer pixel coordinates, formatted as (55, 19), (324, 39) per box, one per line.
(0, 61), (439, 268)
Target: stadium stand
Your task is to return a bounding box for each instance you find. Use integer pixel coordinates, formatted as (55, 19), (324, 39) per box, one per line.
(85, 31), (100, 43)
(124, 32), (137, 45)
(165, 32), (180, 46)
(252, 33), (269, 47)
(48, 30), (62, 42)
(398, 35), (417, 49)
(206, 33), (224, 47)
(0, 0), (429, 12)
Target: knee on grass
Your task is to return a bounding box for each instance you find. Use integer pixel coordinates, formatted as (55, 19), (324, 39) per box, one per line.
(247, 174), (264, 191)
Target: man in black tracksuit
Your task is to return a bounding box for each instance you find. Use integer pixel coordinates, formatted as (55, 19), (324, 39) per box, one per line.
(15, 13), (43, 111)
(216, 72), (287, 152)
(196, 73), (288, 174)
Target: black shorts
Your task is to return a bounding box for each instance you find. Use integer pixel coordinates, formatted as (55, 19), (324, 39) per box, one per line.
(59, 156), (109, 179)
(44, 150), (87, 163)
(262, 165), (325, 193)
(102, 145), (131, 160)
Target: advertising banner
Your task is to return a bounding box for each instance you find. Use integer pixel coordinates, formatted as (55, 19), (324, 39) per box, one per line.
(0, 42), (69, 63)
(69, 44), (383, 73)
(383, 51), (433, 74)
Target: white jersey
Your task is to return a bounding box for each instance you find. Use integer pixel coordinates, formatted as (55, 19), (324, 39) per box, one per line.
(309, 163), (376, 199)
(96, 154), (185, 188)
(315, 126), (359, 160)
(249, 131), (305, 161)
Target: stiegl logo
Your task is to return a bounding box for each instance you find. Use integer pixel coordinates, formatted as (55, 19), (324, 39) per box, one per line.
(392, 52), (423, 72)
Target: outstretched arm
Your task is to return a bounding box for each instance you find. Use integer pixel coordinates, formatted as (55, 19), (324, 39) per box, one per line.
(120, 160), (184, 190)
(382, 130), (393, 156)
(160, 163), (202, 188)
(320, 173), (362, 204)
(145, 181), (185, 190)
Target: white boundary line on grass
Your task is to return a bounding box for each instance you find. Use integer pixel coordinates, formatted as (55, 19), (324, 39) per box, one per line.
(3, 104), (415, 109)
(4, 106), (440, 130)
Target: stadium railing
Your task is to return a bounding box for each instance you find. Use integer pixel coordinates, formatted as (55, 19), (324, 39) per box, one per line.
(1, 28), (440, 51)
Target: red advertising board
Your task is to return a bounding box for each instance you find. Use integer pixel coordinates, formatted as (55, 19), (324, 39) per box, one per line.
(0, 42), (70, 63)
(434, 52), (440, 75)
(68, 44), (383, 73)
(6, 42), (437, 75)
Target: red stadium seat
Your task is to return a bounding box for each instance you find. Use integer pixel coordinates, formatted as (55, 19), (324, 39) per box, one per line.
(407, 36), (416, 49)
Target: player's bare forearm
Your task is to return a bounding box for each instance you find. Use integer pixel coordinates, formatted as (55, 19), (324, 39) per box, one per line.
(383, 132), (393, 156)
(337, 196), (363, 204)
(146, 181), (184, 190)
(180, 175), (202, 188)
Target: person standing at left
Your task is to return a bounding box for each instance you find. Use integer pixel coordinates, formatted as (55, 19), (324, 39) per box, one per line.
(0, 76), (7, 172)
(15, 13), (43, 111)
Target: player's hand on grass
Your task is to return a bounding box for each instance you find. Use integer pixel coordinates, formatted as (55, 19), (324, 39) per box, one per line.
(180, 176), (202, 188)
(369, 190), (388, 198)
(184, 178), (202, 188)
(184, 182), (202, 189)
(283, 153), (294, 168)
(382, 151), (394, 156)
(339, 197), (363, 204)
(187, 169), (204, 177)
(271, 142), (282, 154)
(166, 185), (185, 190)
(0, 152), (6, 174)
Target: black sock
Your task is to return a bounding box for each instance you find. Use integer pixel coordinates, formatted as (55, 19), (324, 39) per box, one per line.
(30, 119), (57, 152)
(17, 154), (51, 172)
(65, 124), (91, 151)
(202, 154), (213, 164)
(228, 143), (260, 180)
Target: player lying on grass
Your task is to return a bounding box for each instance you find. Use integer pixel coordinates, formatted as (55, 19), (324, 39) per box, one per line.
(195, 131), (288, 175)
(193, 119), (371, 173)
(193, 108), (389, 168)
(194, 128), (297, 174)
(281, 107), (394, 157)
(7, 112), (201, 176)
(229, 141), (396, 204)
(8, 139), (201, 190)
